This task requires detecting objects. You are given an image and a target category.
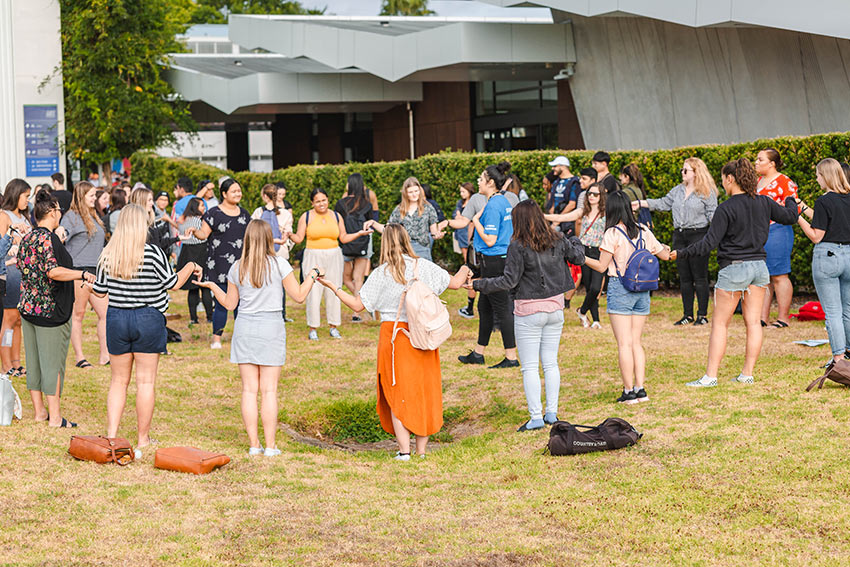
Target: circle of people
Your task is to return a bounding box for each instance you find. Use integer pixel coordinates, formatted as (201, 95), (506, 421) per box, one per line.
(4, 147), (847, 461)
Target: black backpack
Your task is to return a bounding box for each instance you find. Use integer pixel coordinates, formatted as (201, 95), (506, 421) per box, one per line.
(338, 198), (370, 257)
(546, 418), (641, 456)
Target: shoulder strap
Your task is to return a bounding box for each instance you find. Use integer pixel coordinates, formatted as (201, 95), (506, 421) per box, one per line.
(305, 210), (310, 225)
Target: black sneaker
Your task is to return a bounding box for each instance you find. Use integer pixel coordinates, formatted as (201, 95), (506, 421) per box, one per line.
(351, 315), (363, 323)
(634, 388), (649, 402)
(674, 316), (695, 326)
(458, 351), (485, 365)
(458, 306), (474, 319)
(488, 358), (519, 369)
(693, 316), (709, 326)
(616, 390), (638, 404)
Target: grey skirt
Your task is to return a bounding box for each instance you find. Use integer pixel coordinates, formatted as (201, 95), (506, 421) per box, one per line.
(230, 311), (286, 366)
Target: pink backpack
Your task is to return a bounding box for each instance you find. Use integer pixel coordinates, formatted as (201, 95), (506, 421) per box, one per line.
(390, 259), (452, 384)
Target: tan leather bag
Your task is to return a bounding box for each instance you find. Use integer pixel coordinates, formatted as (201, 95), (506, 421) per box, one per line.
(68, 436), (135, 466)
(154, 446), (230, 475)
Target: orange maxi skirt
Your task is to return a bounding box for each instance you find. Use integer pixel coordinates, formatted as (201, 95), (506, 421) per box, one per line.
(376, 322), (443, 437)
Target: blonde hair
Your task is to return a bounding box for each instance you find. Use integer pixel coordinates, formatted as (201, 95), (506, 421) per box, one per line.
(239, 220), (278, 288)
(97, 204), (148, 280)
(129, 187), (155, 226)
(379, 224), (417, 284)
(685, 157), (717, 199)
(399, 177), (425, 219)
(70, 180), (104, 236)
(816, 158), (850, 194)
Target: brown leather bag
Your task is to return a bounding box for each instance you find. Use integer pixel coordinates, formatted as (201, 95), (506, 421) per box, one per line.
(68, 436), (135, 466)
(807, 359), (850, 391)
(154, 446), (230, 475)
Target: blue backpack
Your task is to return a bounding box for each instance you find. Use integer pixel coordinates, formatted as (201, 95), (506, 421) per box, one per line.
(612, 226), (659, 292)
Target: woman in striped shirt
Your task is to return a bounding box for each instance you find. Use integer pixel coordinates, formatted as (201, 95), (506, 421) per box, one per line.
(92, 205), (202, 458)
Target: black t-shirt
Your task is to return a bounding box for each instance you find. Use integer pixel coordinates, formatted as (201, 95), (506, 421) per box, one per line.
(811, 191), (850, 244)
(53, 190), (73, 214)
(599, 173), (620, 194)
(19, 229), (75, 327)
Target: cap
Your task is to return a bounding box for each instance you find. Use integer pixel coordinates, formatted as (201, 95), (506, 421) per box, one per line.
(548, 156), (570, 167)
(155, 191), (169, 200)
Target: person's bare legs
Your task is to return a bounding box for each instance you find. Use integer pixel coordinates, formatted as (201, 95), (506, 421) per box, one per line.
(414, 434), (428, 456)
(706, 289), (740, 378)
(259, 365), (281, 449)
(239, 364), (261, 449)
(89, 293), (110, 364)
(740, 284), (768, 377)
(132, 353), (159, 447)
(70, 284), (92, 364)
(9, 313), (21, 371)
(106, 353), (134, 438)
(0, 308), (19, 371)
(30, 390), (48, 421)
(772, 274), (793, 324)
(609, 314), (635, 390)
(390, 409), (419, 455)
(352, 257), (368, 296)
(630, 315), (648, 389)
(342, 261), (355, 296)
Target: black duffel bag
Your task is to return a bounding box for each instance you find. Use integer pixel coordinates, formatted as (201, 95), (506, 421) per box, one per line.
(546, 418), (641, 456)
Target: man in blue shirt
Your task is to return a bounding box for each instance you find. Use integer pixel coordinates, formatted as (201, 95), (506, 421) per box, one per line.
(546, 156), (580, 214)
(173, 179), (212, 220)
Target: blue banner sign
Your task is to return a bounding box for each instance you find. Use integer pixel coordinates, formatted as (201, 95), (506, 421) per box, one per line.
(24, 105), (60, 176)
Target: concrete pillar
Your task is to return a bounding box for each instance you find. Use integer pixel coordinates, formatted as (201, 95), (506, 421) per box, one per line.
(225, 124), (249, 172)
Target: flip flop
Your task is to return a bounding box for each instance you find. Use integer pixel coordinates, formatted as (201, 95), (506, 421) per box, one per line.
(75, 359), (93, 369)
(16, 366), (25, 376)
(771, 320), (789, 328)
(53, 417), (77, 428)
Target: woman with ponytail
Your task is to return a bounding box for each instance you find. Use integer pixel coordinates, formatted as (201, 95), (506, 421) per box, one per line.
(672, 158), (798, 388)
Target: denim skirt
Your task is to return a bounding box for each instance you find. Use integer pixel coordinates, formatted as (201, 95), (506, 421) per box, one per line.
(230, 311), (287, 366)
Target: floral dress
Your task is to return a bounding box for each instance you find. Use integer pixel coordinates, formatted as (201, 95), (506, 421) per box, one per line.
(18, 227), (74, 326)
(202, 206), (251, 285)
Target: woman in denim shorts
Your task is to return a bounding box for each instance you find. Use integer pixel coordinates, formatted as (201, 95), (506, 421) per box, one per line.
(584, 192), (672, 404)
(674, 159), (798, 387)
(92, 205), (203, 458)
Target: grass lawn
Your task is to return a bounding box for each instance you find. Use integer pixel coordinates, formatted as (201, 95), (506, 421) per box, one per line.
(1, 287), (848, 566)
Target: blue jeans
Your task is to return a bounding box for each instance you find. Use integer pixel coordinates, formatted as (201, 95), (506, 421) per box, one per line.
(410, 240), (432, 261)
(212, 298), (238, 337)
(514, 310), (564, 420)
(812, 242), (850, 356)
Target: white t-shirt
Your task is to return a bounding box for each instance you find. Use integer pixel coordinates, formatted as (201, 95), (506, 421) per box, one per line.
(226, 256), (293, 313)
(359, 256), (450, 322)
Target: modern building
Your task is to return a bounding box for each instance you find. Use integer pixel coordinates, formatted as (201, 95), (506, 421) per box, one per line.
(0, 0), (66, 187)
(166, 0), (850, 171)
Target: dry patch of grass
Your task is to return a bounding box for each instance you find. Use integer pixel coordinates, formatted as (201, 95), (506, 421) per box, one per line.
(1, 288), (849, 566)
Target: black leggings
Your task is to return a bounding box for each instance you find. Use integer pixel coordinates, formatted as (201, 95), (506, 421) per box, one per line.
(579, 245), (605, 322)
(477, 254), (516, 349)
(673, 228), (710, 318)
(187, 288), (213, 323)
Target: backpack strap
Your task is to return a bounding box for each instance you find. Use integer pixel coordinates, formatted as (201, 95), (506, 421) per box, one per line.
(611, 225), (646, 278)
(390, 259), (416, 387)
(806, 363), (833, 391)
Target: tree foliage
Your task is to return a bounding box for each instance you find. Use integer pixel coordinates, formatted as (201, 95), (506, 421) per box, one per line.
(184, 1), (324, 24)
(58, 0), (197, 165)
(380, 0), (433, 16)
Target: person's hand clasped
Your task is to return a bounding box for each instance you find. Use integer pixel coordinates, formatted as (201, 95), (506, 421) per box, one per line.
(669, 249), (678, 261)
(315, 276), (335, 290)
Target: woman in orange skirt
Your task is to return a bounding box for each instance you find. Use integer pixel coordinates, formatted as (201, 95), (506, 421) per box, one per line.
(318, 224), (470, 460)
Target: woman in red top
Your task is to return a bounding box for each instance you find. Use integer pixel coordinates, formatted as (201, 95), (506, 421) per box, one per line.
(755, 149), (798, 328)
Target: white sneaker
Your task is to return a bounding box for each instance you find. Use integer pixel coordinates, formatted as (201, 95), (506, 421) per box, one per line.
(731, 374), (754, 384)
(576, 308), (589, 328)
(248, 446), (264, 456)
(686, 375), (717, 388)
(590, 321), (601, 329)
(394, 452), (411, 461)
(264, 447), (281, 457)
(329, 328), (342, 339)
(308, 330), (318, 341)
(210, 341), (222, 350)
(134, 448), (142, 460)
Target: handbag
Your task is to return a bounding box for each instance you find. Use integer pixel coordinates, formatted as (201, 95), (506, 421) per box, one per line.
(0, 373), (22, 426)
(154, 446), (230, 475)
(68, 436), (135, 465)
(806, 359), (850, 391)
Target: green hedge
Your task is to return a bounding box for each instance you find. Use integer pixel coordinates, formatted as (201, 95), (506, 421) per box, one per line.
(131, 132), (850, 289)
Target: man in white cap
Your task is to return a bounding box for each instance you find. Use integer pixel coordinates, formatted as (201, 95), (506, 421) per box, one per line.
(546, 155), (580, 215)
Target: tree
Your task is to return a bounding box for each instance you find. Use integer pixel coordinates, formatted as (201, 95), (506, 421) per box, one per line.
(380, 0), (433, 16)
(186, 1), (325, 24)
(56, 0), (197, 173)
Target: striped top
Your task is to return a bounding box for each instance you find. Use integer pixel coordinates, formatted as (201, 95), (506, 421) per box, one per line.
(93, 244), (178, 313)
(178, 216), (206, 245)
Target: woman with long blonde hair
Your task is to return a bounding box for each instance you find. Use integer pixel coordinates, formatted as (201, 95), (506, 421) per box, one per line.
(797, 158), (850, 365)
(635, 157), (718, 325)
(91, 204), (202, 458)
(366, 177), (443, 261)
(196, 220), (317, 456)
(318, 224), (470, 460)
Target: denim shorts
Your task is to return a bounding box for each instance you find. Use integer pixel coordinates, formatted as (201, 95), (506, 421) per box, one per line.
(606, 276), (650, 316)
(764, 223), (794, 276)
(106, 306), (167, 355)
(715, 260), (770, 292)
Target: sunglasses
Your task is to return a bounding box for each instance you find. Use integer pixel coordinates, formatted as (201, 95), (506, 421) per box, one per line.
(587, 191), (600, 197)
(681, 168), (694, 174)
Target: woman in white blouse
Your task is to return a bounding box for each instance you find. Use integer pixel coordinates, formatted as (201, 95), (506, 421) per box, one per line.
(317, 224), (469, 460)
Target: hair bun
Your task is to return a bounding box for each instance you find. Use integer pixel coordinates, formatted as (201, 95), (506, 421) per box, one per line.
(35, 189), (52, 203)
(496, 161), (512, 175)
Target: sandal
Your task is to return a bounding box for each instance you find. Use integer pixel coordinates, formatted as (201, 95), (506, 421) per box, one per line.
(75, 359), (93, 369)
(771, 320), (789, 328)
(760, 320), (768, 327)
(52, 417), (78, 428)
(16, 366), (25, 376)
(6, 367), (19, 377)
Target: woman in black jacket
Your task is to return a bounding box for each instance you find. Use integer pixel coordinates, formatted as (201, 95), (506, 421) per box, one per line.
(472, 200), (585, 431)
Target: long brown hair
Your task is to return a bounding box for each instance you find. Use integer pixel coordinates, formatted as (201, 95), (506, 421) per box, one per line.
(511, 200), (560, 252)
(721, 158), (758, 197)
(1, 179), (31, 214)
(239, 220), (278, 288)
(379, 223), (417, 284)
(399, 177), (425, 218)
(71, 181), (104, 236)
(581, 182), (606, 220)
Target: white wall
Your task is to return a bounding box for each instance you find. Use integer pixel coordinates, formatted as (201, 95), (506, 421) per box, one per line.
(0, 0), (65, 188)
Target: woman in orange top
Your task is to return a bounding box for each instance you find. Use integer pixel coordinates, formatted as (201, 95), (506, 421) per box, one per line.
(755, 148), (798, 328)
(317, 224), (470, 460)
(289, 188), (371, 340)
